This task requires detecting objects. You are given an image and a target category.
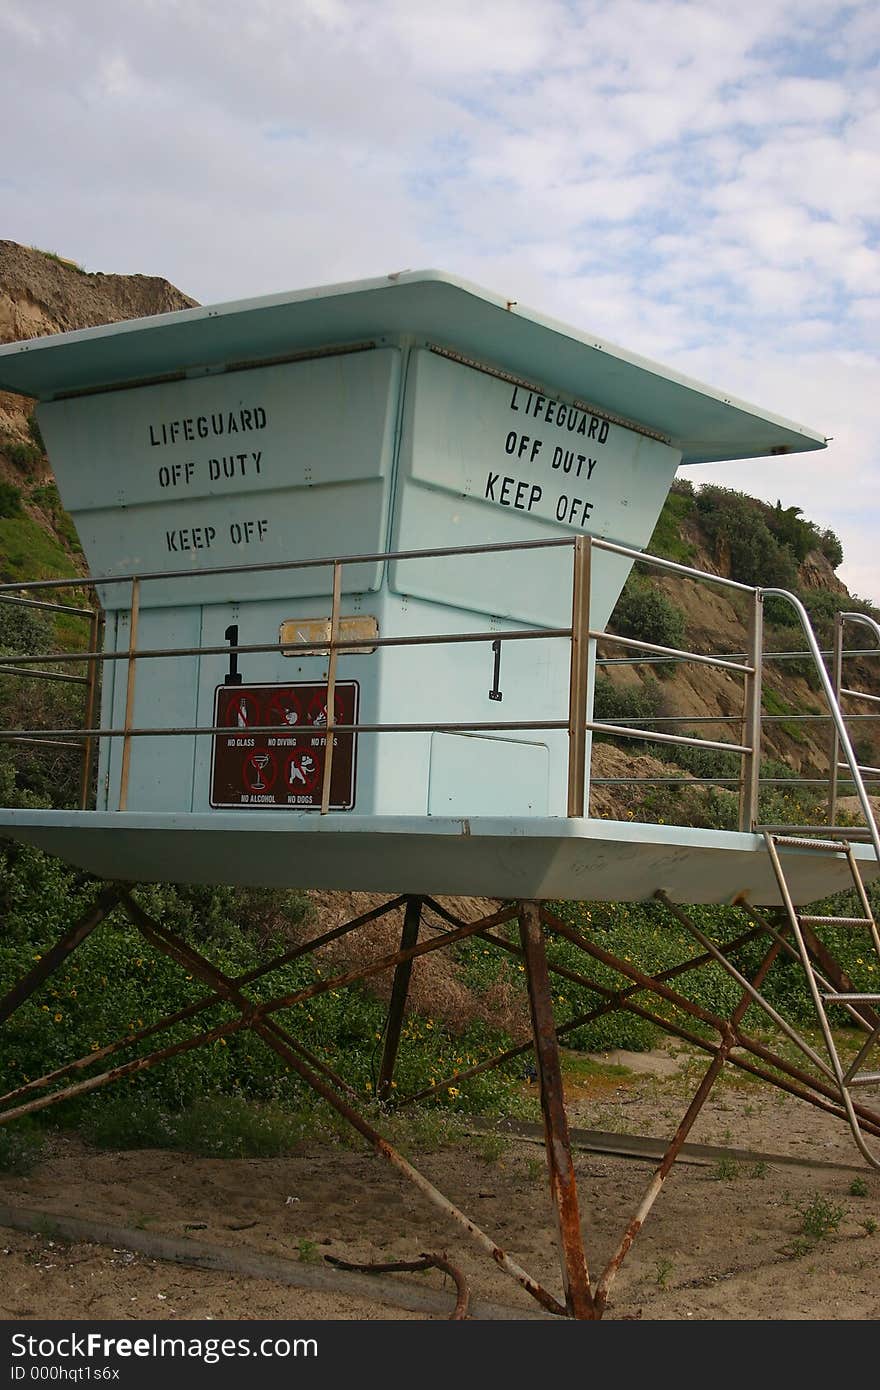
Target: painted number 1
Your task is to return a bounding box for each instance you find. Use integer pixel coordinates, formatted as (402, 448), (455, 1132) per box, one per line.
(224, 623), (243, 686)
(489, 638), (503, 702)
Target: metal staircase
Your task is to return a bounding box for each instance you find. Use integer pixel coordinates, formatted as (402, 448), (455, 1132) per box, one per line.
(757, 593), (880, 1167)
(764, 831), (880, 1168)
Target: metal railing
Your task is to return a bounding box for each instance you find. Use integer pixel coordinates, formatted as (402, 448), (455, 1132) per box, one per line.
(0, 536), (877, 833)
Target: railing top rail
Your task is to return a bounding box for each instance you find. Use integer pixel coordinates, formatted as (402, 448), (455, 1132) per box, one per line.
(0, 533), (768, 599)
(589, 536), (757, 593)
(838, 611), (880, 647)
(0, 593), (96, 618)
(0, 535), (578, 595)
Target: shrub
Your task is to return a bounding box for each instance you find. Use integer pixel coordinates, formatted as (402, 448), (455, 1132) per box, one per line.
(768, 502), (821, 564)
(818, 528), (844, 569)
(802, 589), (880, 649)
(0, 435), (43, 475)
(609, 581), (686, 661)
(0, 1118), (46, 1173)
(654, 734), (741, 782)
(695, 486), (798, 589)
(0, 594), (96, 808)
(82, 1094), (318, 1159)
(592, 674), (662, 736)
(0, 482), (23, 518)
(26, 413), (45, 453)
(647, 486), (696, 565)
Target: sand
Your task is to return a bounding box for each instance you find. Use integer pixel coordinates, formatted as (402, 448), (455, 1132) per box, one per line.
(0, 1052), (877, 1322)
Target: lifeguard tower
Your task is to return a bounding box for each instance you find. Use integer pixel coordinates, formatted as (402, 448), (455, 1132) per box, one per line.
(0, 272), (878, 1319)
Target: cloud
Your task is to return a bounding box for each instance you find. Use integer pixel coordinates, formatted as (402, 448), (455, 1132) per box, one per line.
(0, 0), (877, 598)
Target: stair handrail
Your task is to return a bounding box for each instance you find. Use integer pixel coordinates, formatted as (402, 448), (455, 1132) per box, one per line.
(761, 588), (880, 863)
(835, 610), (880, 649)
(829, 611), (880, 826)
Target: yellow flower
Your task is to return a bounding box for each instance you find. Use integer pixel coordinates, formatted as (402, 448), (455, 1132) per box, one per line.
(54, 1013), (62, 1022)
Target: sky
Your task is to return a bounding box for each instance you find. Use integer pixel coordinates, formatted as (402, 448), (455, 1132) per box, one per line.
(2, 0), (879, 598)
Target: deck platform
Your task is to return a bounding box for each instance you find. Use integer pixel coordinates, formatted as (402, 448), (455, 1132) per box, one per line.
(0, 810), (874, 906)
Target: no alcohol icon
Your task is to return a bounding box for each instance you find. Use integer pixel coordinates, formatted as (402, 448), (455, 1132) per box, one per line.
(243, 750), (277, 792)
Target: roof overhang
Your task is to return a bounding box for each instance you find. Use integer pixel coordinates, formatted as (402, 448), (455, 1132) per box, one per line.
(0, 269), (826, 466)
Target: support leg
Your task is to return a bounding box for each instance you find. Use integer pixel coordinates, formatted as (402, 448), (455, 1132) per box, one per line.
(594, 932), (784, 1314)
(377, 896), (422, 1102)
(0, 885), (121, 1027)
(520, 902), (595, 1320)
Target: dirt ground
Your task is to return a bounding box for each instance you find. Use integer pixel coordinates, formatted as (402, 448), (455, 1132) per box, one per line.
(0, 1050), (878, 1322)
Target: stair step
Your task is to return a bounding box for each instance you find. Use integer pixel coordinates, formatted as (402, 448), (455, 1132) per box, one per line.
(846, 1073), (880, 1088)
(800, 914), (874, 927)
(771, 835), (850, 853)
(822, 993), (880, 1004)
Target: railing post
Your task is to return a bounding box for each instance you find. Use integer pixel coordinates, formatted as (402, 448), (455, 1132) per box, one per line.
(567, 537), (591, 818)
(320, 562), (343, 815)
(118, 579), (140, 812)
(828, 611), (844, 826)
(78, 607), (102, 811)
(739, 589), (763, 831)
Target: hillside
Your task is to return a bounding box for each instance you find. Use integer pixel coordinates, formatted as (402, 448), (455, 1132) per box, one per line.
(592, 481), (880, 828)
(0, 242), (196, 586)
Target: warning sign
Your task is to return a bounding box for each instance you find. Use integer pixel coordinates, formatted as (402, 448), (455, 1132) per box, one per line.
(210, 681), (358, 810)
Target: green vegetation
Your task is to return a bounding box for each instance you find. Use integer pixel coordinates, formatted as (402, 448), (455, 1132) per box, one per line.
(83, 1094), (323, 1159)
(798, 1193), (845, 1241)
(694, 485), (844, 586)
(0, 601), (91, 808)
(0, 434), (43, 475)
(29, 247), (86, 274)
(26, 414), (45, 453)
(592, 674), (662, 736)
(711, 1157), (740, 1181)
(0, 482), (23, 519)
(0, 513), (82, 586)
(0, 1118), (46, 1173)
(609, 580), (686, 659)
(647, 482), (697, 565)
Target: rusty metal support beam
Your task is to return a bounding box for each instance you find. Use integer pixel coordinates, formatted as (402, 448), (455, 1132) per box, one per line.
(120, 893), (360, 1102)
(0, 893), (411, 1112)
(0, 899), (518, 1127)
(540, 903), (880, 1134)
(252, 1027), (568, 1317)
(417, 900), (880, 1139)
(377, 896), (422, 1103)
(593, 932), (784, 1313)
(98, 894), (568, 1318)
(0, 886), (121, 1027)
(519, 902), (595, 1319)
(400, 911), (767, 1106)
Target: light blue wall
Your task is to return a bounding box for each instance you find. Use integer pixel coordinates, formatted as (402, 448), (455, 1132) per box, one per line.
(43, 337), (681, 819)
